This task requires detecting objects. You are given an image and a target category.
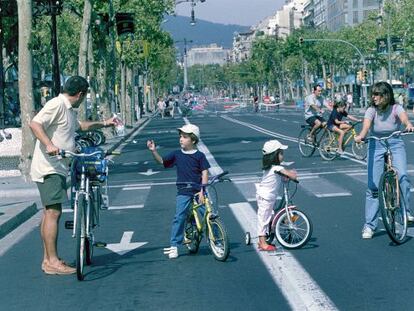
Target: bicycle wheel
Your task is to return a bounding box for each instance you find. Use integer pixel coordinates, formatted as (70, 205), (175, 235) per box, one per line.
(298, 127), (315, 157)
(319, 134), (338, 161)
(379, 171), (408, 244)
(207, 185), (219, 211)
(184, 214), (200, 253)
(275, 209), (312, 249)
(207, 217), (230, 261)
(351, 141), (367, 160)
(75, 193), (87, 280)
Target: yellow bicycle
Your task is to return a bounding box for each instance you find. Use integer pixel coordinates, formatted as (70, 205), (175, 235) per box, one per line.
(184, 171), (231, 261)
(319, 121), (367, 161)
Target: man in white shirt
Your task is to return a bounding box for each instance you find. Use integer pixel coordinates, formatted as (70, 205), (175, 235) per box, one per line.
(30, 76), (116, 275)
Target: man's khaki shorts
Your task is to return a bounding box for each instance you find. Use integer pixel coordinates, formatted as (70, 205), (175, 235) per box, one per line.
(36, 174), (67, 210)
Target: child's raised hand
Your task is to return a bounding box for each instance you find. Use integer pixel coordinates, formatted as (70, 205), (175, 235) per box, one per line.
(147, 139), (156, 151)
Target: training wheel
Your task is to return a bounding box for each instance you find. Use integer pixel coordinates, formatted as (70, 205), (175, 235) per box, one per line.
(245, 232), (251, 245)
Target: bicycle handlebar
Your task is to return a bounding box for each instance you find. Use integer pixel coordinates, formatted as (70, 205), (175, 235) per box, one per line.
(176, 171), (231, 189)
(58, 149), (120, 158)
(277, 171), (299, 184)
(363, 130), (413, 142)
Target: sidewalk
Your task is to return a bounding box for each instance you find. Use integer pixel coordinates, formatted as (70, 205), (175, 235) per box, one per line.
(0, 116), (151, 240)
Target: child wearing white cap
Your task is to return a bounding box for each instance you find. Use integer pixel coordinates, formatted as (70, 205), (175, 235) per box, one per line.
(255, 139), (297, 251)
(147, 123), (210, 259)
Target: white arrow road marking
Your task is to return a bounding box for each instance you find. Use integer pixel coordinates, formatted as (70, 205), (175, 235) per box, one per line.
(241, 140), (251, 144)
(106, 231), (147, 255)
(229, 202), (338, 311)
(139, 169), (160, 176)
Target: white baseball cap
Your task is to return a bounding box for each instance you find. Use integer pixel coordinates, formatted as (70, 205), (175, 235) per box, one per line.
(177, 124), (200, 140)
(262, 139), (288, 155)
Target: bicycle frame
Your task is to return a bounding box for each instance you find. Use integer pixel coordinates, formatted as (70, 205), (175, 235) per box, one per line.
(273, 179), (297, 225)
(191, 190), (215, 239)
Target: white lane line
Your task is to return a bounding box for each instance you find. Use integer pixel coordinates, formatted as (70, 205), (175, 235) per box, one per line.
(63, 204), (145, 213)
(316, 193), (352, 198)
(229, 202), (338, 311)
(122, 186), (151, 191)
(108, 204), (144, 210)
(190, 121), (338, 310)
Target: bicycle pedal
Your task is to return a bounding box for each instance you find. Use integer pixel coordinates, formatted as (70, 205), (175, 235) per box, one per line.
(101, 194), (109, 209)
(209, 213), (218, 220)
(64, 221), (74, 229)
(94, 241), (107, 248)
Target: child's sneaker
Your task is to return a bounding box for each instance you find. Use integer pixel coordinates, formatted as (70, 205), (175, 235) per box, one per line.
(163, 246), (178, 259)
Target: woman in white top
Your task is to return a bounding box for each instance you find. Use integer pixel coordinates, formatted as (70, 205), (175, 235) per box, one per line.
(255, 140), (297, 251)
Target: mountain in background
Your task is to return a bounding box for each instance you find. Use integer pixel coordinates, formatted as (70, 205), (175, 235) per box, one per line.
(162, 15), (250, 52)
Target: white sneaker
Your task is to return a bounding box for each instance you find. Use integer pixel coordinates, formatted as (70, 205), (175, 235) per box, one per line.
(407, 213), (414, 222)
(362, 227), (374, 239)
(163, 246), (178, 259)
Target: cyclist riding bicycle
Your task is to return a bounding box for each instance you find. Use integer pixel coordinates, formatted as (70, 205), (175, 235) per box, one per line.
(304, 84), (326, 139)
(326, 97), (361, 154)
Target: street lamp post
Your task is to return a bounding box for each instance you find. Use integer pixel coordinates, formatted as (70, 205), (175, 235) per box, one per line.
(174, 0), (206, 25)
(378, 0), (393, 82)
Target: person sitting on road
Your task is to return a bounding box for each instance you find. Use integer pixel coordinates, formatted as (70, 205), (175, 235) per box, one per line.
(354, 81), (414, 239)
(147, 124), (210, 259)
(327, 98), (361, 154)
(304, 84), (326, 139)
(255, 140), (297, 251)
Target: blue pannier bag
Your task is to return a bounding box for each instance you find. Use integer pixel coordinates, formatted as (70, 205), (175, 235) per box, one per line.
(74, 146), (108, 182)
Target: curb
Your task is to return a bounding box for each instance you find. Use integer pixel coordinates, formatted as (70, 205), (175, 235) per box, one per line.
(0, 117), (151, 239)
(0, 203), (38, 239)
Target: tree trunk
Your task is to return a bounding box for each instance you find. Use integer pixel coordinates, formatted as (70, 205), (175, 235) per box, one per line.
(87, 29), (97, 120)
(125, 66), (132, 127)
(17, 0), (35, 181)
(77, 0), (92, 121)
(120, 61), (126, 122)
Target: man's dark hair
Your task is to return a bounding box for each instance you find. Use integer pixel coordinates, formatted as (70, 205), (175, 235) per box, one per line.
(63, 76), (89, 96)
(313, 84), (322, 91)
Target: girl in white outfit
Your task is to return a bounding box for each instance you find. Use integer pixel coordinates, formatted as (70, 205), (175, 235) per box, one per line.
(255, 140), (298, 251)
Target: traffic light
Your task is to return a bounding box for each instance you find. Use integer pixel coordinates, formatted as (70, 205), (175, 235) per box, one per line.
(363, 69), (368, 82)
(299, 37), (304, 45)
(357, 70), (363, 82)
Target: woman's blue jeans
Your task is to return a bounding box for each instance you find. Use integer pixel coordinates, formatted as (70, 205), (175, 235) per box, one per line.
(364, 137), (411, 230)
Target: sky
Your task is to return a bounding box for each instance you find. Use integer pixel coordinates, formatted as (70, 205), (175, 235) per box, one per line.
(174, 0), (285, 27)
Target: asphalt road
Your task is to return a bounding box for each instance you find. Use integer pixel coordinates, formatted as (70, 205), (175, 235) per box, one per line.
(2, 103), (414, 310)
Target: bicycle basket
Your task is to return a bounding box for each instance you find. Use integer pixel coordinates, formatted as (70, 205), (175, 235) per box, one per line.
(74, 147), (108, 182)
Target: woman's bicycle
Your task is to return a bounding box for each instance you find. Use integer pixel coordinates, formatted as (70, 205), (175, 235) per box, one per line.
(245, 172), (313, 249)
(319, 121), (367, 161)
(184, 171), (231, 261)
(364, 130), (412, 244)
(60, 147), (118, 280)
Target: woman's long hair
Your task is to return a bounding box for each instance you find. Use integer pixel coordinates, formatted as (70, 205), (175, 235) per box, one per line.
(262, 150), (282, 170)
(369, 81), (395, 113)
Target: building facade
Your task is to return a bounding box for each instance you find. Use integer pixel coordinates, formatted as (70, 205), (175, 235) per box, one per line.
(186, 44), (230, 67)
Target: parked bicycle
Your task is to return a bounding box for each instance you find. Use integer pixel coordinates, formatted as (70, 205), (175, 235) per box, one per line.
(184, 171), (231, 261)
(364, 131), (412, 244)
(245, 172), (312, 249)
(60, 147), (118, 280)
(319, 121), (367, 161)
